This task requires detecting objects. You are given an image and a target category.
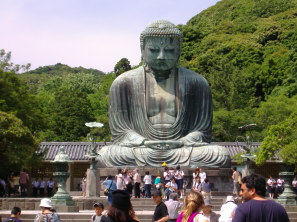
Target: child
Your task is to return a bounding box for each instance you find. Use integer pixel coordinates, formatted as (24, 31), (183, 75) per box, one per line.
(91, 203), (104, 222)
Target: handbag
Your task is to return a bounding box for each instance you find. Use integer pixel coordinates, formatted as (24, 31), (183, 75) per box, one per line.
(104, 181), (113, 196)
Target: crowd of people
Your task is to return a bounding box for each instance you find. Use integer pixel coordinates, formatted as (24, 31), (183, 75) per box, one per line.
(0, 170), (56, 198)
(1, 172), (293, 222)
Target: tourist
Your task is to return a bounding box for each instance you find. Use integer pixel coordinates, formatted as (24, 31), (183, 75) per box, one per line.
(218, 196), (237, 222)
(7, 174), (14, 197)
(19, 169), (29, 197)
(81, 174), (87, 197)
(176, 192), (208, 222)
(123, 169), (133, 196)
(154, 173), (162, 190)
(276, 177), (284, 195)
(165, 193), (183, 222)
(39, 178), (46, 197)
(165, 177), (178, 200)
(152, 189), (169, 222)
(199, 168), (207, 183)
(192, 176), (202, 193)
(102, 175), (117, 205)
(174, 165), (184, 198)
(34, 198), (60, 222)
(46, 178), (55, 197)
(0, 178), (6, 197)
(201, 178), (211, 200)
(101, 190), (139, 222)
(143, 171), (152, 198)
(233, 174), (289, 222)
(202, 199), (218, 222)
(231, 167), (240, 199)
(163, 167), (171, 186)
(115, 168), (125, 190)
(133, 168), (141, 198)
(4, 206), (23, 222)
(91, 202), (104, 222)
(192, 168), (200, 187)
(292, 177), (297, 194)
(12, 172), (20, 196)
(267, 175), (276, 198)
(32, 178), (40, 197)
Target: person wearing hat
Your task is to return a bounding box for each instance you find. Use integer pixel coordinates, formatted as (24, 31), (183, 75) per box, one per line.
(152, 189), (169, 222)
(218, 196), (237, 222)
(101, 190), (138, 222)
(34, 198), (60, 222)
(201, 199), (218, 222)
(91, 203), (104, 222)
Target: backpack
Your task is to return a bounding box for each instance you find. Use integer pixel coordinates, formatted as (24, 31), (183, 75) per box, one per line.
(37, 213), (60, 222)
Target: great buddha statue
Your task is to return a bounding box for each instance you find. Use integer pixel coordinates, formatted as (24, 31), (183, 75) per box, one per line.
(98, 20), (231, 168)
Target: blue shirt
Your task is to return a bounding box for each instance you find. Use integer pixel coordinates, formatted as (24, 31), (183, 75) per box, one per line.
(102, 179), (117, 191)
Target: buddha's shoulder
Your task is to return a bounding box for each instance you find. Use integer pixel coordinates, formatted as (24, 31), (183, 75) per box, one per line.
(179, 67), (209, 85)
(111, 67), (143, 86)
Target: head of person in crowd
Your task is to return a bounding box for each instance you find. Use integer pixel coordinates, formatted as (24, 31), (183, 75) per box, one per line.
(164, 166), (169, 172)
(153, 189), (163, 204)
(93, 203), (104, 216)
(182, 192), (205, 221)
(39, 198), (52, 212)
(107, 175), (112, 180)
(176, 165), (181, 170)
(107, 190), (137, 222)
(240, 174), (266, 201)
(232, 167), (237, 172)
(194, 168), (200, 175)
(169, 192), (178, 201)
(202, 199), (213, 215)
(134, 168), (139, 173)
(145, 171), (150, 175)
(117, 168), (122, 174)
(225, 195), (235, 203)
(204, 178), (209, 183)
(122, 168), (128, 175)
(11, 206), (21, 219)
(199, 168), (204, 173)
(170, 177), (176, 184)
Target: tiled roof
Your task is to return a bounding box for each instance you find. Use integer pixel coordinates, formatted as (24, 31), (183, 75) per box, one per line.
(39, 141), (260, 161)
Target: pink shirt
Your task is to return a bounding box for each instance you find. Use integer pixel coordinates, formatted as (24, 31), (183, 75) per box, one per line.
(19, 172), (29, 184)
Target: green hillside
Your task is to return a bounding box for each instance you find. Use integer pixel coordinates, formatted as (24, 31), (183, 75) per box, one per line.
(178, 0), (297, 143)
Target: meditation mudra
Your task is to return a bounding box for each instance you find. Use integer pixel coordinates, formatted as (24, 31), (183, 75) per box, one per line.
(98, 20), (231, 167)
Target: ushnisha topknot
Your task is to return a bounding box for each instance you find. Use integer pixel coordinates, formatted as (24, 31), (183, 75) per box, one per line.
(140, 20), (183, 49)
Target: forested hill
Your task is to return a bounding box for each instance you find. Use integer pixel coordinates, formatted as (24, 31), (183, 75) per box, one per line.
(177, 0), (297, 142)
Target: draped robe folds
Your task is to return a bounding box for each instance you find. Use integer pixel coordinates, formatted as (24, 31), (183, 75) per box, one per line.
(98, 66), (231, 167)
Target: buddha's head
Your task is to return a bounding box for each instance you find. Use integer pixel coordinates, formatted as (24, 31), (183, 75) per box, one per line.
(140, 20), (183, 72)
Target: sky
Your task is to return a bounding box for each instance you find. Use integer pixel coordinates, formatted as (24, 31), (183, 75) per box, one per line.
(1, 0), (220, 73)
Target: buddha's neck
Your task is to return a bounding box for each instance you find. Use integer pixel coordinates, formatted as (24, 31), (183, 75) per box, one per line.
(145, 67), (176, 81)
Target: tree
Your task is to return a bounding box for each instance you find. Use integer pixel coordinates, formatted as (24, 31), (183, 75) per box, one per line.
(256, 112), (297, 168)
(0, 49), (31, 73)
(114, 58), (131, 76)
(0, 111), (39, 177)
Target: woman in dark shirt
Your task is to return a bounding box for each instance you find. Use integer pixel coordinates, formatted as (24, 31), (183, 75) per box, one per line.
(101, 190), (139, 222)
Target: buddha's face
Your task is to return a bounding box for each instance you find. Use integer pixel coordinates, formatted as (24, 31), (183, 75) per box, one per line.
(142, 37), (180, 71)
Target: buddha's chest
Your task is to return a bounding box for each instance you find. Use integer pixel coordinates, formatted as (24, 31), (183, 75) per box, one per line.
(145, 73), (178, 125)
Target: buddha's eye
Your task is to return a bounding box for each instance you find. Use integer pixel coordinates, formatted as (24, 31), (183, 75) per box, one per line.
(149, 48), (159, 53)
(165, 48), (175, 53)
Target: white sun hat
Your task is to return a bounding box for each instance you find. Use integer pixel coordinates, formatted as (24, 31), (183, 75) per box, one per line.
(39, 198), (52, 208)
(226, 195), (235, 202)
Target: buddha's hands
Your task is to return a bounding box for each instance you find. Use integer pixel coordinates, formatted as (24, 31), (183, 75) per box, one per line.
(144, 140), (184, 149)
(180, 131), (209, 147)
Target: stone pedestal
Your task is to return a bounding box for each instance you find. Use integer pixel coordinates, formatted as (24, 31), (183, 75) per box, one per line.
(86, 168), (99, 197)
(277, 165), (297, 206)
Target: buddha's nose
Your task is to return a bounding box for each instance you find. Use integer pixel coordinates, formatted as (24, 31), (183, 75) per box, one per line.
(157, 49), (165, 59)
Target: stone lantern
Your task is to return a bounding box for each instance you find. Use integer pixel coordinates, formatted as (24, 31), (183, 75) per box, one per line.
(51, 145), (79, 212)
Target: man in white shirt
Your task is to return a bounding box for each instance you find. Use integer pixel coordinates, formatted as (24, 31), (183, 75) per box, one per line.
(219, 196), (237, 222)
(165, 193), (183, 222)
(165, 177), (178, 200)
